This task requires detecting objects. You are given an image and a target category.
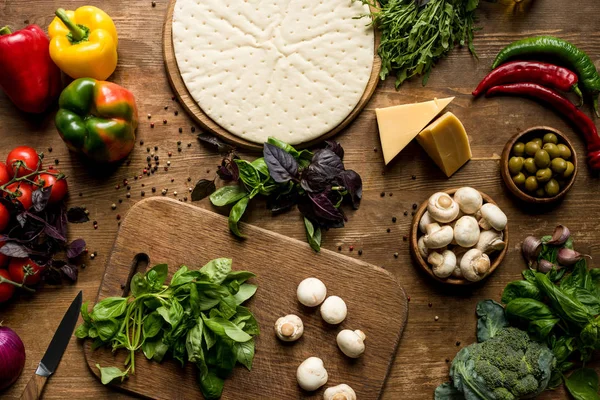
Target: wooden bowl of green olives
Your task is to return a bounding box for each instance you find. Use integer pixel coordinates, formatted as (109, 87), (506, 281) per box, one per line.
(501, 126), (577, 204)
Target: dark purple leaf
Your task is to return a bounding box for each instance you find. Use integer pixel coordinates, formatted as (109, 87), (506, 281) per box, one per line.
(16, 212), (27, 227)
(300, 149), (344, 192)
(336, 170), (363, 209)
(217, 157), (239, 182)
(54, 205), (68, 238)
(43, 267), (62, 285)
(0, 242), (29, 258)
(24, 212), (66, 242)
(191, 179), (216, 201)
(298, 191), (346, 229)
(67, 238), (87, 259)
(60, 264), (78, 281)
(263, 143), (298, 183)
(32, 187), (52, 212)
(267, 191), (299, 213)
(67, 207), (89, 223)
(325, 141), (344, 160)
(197, 134), (234, 154)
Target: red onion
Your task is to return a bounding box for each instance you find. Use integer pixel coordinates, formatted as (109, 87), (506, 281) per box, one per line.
(0, 325), (26, 390)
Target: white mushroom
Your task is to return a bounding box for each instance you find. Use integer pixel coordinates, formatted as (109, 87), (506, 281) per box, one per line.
(460, 249), (491, 282)
(423, 223), (454, 249)
(428, 250), (457, 279)
(453, 216), (480, 247)
(274, 314), (304, 342)
(479, 203), (507, 231)
(451, 265), (463, 279)
(427, 192), (460, 223)
(419, 211), (435, 233)
(417, 236), (430, 259)
(336, 329), (366, 358)
(297, 357), (328, 391)
(297, 277), (327, 307)
(320, 296), (347, 324)
(476, 230), (506, 254)
(324, 384), (357, 400)
(453, 187), (483, 214)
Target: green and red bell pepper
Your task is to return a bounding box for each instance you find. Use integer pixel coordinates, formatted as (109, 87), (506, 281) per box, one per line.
(55, 78), (138, 163)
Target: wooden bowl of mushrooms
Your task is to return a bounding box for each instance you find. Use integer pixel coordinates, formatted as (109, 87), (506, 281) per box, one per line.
(409, 187), (509, 285)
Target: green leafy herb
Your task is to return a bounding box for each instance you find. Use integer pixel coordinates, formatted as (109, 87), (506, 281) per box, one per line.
(565, 368), (600, 400)
(77, 259), (259, 399)
(303, 217), (322, 252)
(475, 300), (508, 342)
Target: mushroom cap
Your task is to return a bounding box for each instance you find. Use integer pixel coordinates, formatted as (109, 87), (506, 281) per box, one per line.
(417, 236), (430, 259)
(460, 249), (491, 281)
(423, 225), (454, 249)
(419, 211), (434, 233)
(336, 329), (366, 358)
(320, 296), (347, 324)
(453, 216), (480, 247)
(297, 357), (328, 391)
(454, 187), (483, 214)
(275, 314), (304, 342)
(476, 229), (506, 254)
(429, 249), (457, 279)
(427, 192), (460, 223)
(480, 203), (507, 231)
(297, 277), (327, 307)
(323, 384), (357, 400)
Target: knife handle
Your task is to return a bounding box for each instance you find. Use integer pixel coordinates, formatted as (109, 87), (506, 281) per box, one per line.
(20, 373), (47, 400)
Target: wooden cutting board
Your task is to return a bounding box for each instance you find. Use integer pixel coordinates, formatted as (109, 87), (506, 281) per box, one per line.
(162, 0), (382, 151)
(84, 197), (407, 399)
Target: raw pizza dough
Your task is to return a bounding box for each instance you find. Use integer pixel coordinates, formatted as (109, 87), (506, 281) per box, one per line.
(172, 0), (374, 145)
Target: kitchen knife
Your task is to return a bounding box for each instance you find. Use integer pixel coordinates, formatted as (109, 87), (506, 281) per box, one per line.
(20, 291), (83, 400)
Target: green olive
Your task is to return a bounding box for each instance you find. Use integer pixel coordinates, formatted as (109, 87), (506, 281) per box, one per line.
(508, 156), (524, 175)
(532, 138), (543, 147)
(535, 188), (546, 198)
(543, 133), (558, 144)
(536, 168), (553, 183)
(551, 158), (567, 174)
(563, 161), (575, 178)
(512, 172), (526, 186)
(523, 158), (537, 175)
(543, 143), (560, 159)
(557, 144), (572, 159)
(525, 176), (539, 192)
(525, 141), (540, 156)
(545, 179), (561, 197)
(534, 149), (551, 168)
(512, 142), (526, 157)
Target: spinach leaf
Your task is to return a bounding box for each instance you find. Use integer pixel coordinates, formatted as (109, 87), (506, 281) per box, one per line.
(210, 185), (247, 207)
(96, 364), (128, 385)
(233, 339), (255, 370)
(476, 300), (508, 342)
(263, 143), (298, 183)
(191, 179), (216, 201)
(304, 217), (322, 252)
(501, 280), (542, 304)
(228, 196), (249, 238)
(233, 283), (257, 305)
(92, 297), (128, 321)
(200, 258), (232, 285)
(234, 160), (261, 189)
(565, 368), (600, 400)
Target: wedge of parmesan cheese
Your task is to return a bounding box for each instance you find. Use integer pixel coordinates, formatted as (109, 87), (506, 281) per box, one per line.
(172, 0), (374, 144)
(376, 97), (454, 165)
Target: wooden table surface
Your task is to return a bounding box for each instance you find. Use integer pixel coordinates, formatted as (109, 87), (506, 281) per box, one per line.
(0, 0), (598, 398)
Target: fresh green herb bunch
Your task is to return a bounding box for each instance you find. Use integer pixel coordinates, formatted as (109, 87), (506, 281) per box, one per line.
(76, 258), (259, 400)
(358, 0), (479, 88)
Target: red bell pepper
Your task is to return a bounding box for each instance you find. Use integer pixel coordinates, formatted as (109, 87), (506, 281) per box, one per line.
(0, 25), (61, 113)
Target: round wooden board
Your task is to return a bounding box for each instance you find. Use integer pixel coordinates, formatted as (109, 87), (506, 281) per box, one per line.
(163, 0), (382, 151)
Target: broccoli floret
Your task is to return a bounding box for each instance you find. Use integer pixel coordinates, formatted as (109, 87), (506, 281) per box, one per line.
(448, 327), (556, 400)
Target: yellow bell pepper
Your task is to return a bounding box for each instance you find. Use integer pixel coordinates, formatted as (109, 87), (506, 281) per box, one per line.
(49, 6), (118, 81)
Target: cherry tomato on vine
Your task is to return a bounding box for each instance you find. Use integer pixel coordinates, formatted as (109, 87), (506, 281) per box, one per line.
(0, 241), (9, 267)
(0, 162), (10, 186)
(8, 258), (43, 286)
(34, 172), (68, 204)
(6, 146), (40, 178)
(0, 204), (9, 233)
(0, 269), (15, 303)
(5, 182), (33, 210)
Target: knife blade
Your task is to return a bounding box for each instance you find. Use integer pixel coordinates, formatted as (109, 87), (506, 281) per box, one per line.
(36, 290), (83, 377)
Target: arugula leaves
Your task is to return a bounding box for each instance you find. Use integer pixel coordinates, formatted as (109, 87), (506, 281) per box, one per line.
(77, 259), (259, 399)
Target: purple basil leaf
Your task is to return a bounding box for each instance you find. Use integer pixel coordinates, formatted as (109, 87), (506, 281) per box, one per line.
(32, 187), (52, 212)
(16, 212), (27, 228)
(217, 165), (234, 181)
(191, 179), (216, 201)
(197, 134), (234, 154)
(300, 149), (344, 192)
(55, 205), (68, 238)
(60, 264), (78, 281)
(43, 267), (62, 285)
(267, 191), (299, 213)
(336, 170), (363, 209)
(325, 141), (344, 160)
(0, 242), (30, 258)
(24, 212), (66, 242)
(67, 238), (87, 259)
(300, 191), (345, 227)
(67, 207), (89, 223)
(263, 143), (298, 183)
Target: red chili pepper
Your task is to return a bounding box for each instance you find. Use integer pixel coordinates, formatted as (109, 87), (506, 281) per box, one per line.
(0, 25), (61, 113)
(486, 83), (600, 170)
(473, 61), (583, 105)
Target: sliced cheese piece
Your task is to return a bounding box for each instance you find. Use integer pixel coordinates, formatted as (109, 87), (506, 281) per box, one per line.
(416, 112), (472, 177)
(376, 97), (454, 165)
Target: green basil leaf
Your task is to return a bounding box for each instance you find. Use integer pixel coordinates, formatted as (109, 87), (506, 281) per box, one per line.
(535, 272), (592, 327)
(146, 264), (168, 290)
(224, 271), (256, 284)
(574, 288), (600, 315)
(130, 272), (149, 297)
(200, 258), (232, 285)
(304, 217), (321, 252)
(251, 157), (270, 177)
(218, 295), (238, 319)
(236, 306), (260, 335)
(528, 318), (560, 339)
(142, 337), (169, 362)
(198, 370), (225, 400)
(92, 297), (128, 321)
(186, 319), (205, 363)
(96, 364), (128, 385)
(522, 269), (537, 283)
(74, 323), (89, 339)
(157, 306), (172, 325)
(203, 320), (217, 350)
(234, 159), (261, 188)
(88, 325), (98, 339)
(505, 298), (557, 321)
(501, 280), (542, 304)
(96, 319), (119, 341)
(233, 283), (257, 305)
(580, 321), (600, 349)
(233, 339), (255, 370)
(169, 299), (184, 328)
(565, 368), (600, 400)
(215, 339), (237, 372)
(209, 185), (248, 207)
(189, 284), (201, 318)
(143, 311), (164, 338)
(476, 300), (508, 342)
(202, 315), (253, 342)
(228, 196), (249, 238)
(81, 301), (91, 324)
